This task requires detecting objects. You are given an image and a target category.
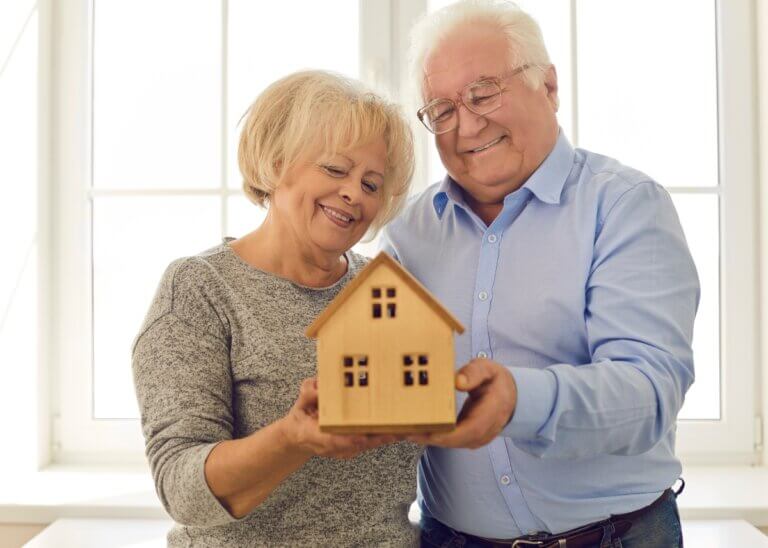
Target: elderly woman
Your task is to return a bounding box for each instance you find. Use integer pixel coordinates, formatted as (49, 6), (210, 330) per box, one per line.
(131, 70), (419, 546)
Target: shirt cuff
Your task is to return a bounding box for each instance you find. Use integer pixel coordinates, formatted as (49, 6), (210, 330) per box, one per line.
(502, 366), (557, 440)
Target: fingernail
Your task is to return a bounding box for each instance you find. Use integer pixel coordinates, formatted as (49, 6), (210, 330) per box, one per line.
(457, 374), (468, 388)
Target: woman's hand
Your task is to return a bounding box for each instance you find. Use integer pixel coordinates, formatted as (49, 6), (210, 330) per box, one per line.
(280, 378), (400, 459)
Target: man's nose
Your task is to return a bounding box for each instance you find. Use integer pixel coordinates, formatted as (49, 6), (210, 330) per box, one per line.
(456, 103), (487, 138)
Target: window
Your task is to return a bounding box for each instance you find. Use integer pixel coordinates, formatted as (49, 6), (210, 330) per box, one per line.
(343, 355), (369, 388)
(403, 354), (429, 386)
(51, 0), (369, 463)
(371, 286), (398, 319)
(45, 0), (759, 465)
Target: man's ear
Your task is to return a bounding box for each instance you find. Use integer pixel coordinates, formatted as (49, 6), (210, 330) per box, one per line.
(544, 65), (559, 112)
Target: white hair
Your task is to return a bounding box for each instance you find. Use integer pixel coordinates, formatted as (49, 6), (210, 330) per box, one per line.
(409, 0), (552, 98)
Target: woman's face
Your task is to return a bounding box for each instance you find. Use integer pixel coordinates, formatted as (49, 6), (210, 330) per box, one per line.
(271, 138), (387, 256)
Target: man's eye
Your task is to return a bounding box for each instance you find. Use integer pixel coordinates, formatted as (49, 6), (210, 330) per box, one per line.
(429, 106), (454, 122)
(470, 94), (495, 105)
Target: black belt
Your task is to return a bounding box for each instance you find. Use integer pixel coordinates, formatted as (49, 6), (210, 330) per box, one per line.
(447, 488), (674, 548)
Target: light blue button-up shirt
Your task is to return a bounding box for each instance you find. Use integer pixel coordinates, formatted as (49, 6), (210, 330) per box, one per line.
(380, 133), (699, 538)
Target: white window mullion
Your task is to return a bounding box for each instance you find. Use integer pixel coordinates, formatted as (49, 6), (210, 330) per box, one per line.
(220, 0), (228, 239)
(569, 0), (579, 146)
(391, 0), (430, 196)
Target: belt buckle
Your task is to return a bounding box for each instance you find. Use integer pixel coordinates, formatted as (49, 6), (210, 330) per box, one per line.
(511, 541), (544, 548)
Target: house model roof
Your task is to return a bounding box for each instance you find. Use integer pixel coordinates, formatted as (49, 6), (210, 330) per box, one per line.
(305, 251), (465, 338)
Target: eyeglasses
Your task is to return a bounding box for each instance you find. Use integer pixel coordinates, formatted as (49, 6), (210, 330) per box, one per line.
(416, 64), (532, 135)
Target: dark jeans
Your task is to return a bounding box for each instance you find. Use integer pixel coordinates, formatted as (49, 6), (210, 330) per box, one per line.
(420, 489), (683, 548)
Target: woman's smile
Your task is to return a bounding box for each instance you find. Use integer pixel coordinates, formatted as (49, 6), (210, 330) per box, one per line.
(319, 203), (356, 228)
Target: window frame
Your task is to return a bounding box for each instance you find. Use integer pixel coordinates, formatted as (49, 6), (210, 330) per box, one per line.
(44, 0), (759, 466)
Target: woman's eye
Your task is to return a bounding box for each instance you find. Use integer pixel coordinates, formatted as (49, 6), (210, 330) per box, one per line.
(322, 165), (346, 177)
(362, 181), (378, 193)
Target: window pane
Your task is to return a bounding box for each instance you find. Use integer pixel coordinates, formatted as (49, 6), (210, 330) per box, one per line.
(426, 0), (572, 184)
(577, 0), (718, 188)
(0, 0), (35, 63)
(93, 196), (221, 419)
(227, 193), (267, 239)
(93, 0), (221, 189)
(672, 194), (720, 420)
(227, 1), (359, 188)
(0, 7), (37, 317)
(0, 7), (39, 469)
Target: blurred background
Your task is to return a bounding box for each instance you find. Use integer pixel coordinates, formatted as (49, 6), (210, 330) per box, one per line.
(1, 0), (767, 546)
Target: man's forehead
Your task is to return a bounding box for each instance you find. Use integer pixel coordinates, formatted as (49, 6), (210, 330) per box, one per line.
(423, 52), (508, 97)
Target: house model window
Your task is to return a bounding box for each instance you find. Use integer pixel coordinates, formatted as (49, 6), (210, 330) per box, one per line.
(343, 354), (369, 388)
(371, 287), (397, 318)
(403, 354), (429, 386)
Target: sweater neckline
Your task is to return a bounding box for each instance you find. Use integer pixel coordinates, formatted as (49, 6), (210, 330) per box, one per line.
(220, 237), (354, 291)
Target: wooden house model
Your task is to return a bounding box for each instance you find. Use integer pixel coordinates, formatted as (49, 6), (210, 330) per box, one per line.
(305, 252), (465, 434)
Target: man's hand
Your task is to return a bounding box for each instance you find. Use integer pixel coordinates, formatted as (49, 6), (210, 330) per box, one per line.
(408, 359), (517, 449)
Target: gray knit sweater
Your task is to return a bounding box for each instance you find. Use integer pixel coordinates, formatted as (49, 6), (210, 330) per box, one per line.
(131, 238), (421, 547)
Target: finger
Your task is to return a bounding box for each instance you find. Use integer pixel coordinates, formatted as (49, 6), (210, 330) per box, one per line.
(405, 433), (434, 445)
(455, 360), (495, 392)
(361, 434), (400, 449)
(425, 398), (499, 449)
(313, 432), (365, 456)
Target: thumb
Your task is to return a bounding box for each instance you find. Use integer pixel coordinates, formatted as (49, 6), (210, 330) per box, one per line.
(455, 360), (494, 392)
(296, 377), (319, 408)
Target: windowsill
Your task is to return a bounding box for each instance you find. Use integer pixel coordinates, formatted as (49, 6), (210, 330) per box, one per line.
(2, 464), (768, 526)
(0, 464), (168, 523)
(678, 465), (768, 526)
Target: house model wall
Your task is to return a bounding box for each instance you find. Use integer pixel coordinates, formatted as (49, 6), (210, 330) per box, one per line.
(306, 252), (465, 434)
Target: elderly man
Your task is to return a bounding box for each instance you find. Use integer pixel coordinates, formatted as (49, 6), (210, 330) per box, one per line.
(381, 1), (699, 547)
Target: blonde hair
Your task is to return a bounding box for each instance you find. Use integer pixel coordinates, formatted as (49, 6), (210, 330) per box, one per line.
(238, 70), (414, 237)
(409, 0), (552, 97)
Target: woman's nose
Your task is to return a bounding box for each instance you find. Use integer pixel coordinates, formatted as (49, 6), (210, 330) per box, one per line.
(339, 181), (361, 204)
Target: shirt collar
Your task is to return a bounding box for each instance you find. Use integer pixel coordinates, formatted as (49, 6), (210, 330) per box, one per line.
(519, 130), (574, 206)
(432, 130), (575, 218)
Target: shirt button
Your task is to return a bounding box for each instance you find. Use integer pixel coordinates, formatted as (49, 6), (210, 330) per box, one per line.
(500, 475), (511, 485)
(487, 234), (498, 243)
(478, 291), (488, 301)
(477, 351), (488, 359)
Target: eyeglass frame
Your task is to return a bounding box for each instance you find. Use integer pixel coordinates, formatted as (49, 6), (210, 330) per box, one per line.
(416, 63), (534, 135)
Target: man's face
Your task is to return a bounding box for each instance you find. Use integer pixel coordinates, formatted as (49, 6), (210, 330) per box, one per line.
(423, 26), (560, 208)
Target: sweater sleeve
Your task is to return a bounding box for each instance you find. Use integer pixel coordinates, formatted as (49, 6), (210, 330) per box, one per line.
(131, 258), (246, 527)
